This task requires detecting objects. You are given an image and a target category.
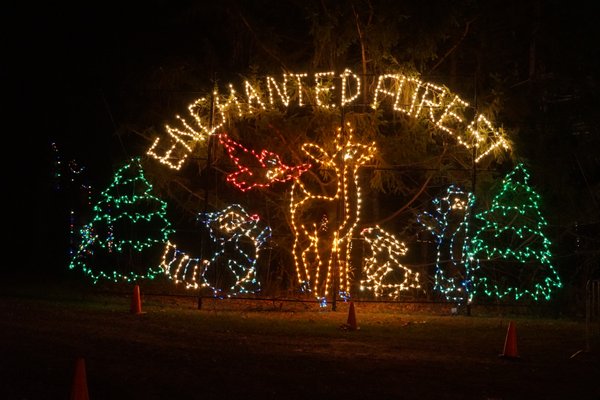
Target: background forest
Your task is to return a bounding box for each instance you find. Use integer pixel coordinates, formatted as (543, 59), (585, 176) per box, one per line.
(7, 0), (598, 311)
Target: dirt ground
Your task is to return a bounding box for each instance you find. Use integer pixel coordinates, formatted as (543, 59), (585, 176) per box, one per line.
(0, 281), (598, 399)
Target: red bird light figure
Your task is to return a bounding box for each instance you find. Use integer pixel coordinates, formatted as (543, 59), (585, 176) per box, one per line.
(219, 133), (311, 191)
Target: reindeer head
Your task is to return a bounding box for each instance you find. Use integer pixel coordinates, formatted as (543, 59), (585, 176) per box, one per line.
(300, 125), (376, 170)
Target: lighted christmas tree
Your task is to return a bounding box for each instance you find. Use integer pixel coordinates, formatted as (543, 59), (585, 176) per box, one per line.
(418, 185), (476, 303)
(469, 163), (562, 301)
(69, 157), (174, 283)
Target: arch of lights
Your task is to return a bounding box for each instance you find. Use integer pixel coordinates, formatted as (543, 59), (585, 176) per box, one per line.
(139, 68), (537, 303)
(147, 69), (510, 170)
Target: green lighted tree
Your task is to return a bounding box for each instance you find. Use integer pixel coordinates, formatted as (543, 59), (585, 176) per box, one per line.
(469, 163), (562, 301)
(69, 157), (174, 283)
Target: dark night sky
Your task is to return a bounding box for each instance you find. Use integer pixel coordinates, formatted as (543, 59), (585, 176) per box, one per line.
(7, 1), (597, 164)
(5, 2), (224, 271)
(9, 3), (206, 153)
(7, 1), (599, 169)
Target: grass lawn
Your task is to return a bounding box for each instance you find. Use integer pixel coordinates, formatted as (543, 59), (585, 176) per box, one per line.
(0, 278), (598, 399)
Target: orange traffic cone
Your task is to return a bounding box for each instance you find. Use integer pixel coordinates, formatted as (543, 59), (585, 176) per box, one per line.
(347, 301), (358, 331)
(131, 284), (143, 314)
(70, 358), (89, 400)
(500, 321), (519, 359)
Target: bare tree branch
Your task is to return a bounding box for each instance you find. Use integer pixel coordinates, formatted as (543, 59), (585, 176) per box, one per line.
(372, 147), (447, 226)
(429, 18), (476, 74)
(235, 7), (288, 71)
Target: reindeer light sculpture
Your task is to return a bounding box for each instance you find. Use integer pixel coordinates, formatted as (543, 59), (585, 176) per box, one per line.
(290, 124), (376, 303)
